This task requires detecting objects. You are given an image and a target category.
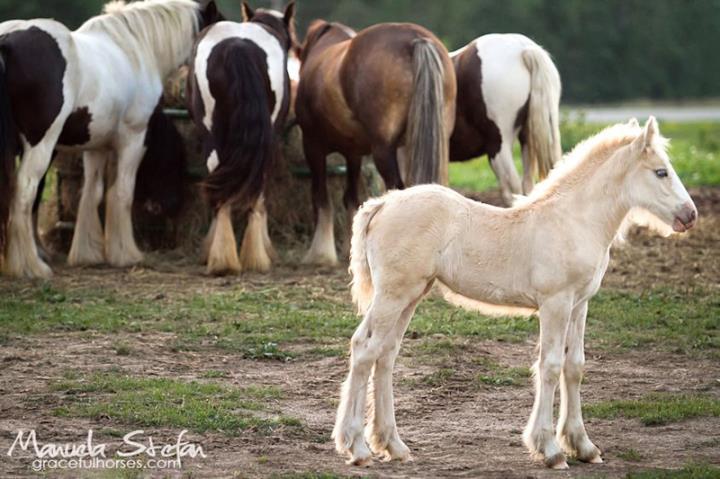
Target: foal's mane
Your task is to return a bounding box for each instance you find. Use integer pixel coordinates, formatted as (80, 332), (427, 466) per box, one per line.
(516, 122), (667, 207)
(78, 0), (200, 75)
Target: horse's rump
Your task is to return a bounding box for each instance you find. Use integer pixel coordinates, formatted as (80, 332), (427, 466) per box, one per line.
(202, 38), (274, 211)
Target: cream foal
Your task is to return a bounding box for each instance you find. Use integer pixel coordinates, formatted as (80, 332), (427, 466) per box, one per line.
(334, 118), (697, 469)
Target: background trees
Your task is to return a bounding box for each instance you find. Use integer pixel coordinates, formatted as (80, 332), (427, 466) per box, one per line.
(1, 0), (718, 103)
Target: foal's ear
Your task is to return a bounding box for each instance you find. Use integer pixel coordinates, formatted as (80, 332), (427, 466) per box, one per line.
(283, 1), (296, 26)
(632, 116), (659, 153)
(241, 1), (255, 21)
(628, 117), (639, 128)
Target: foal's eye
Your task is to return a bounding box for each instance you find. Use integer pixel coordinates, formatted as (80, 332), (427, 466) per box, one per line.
(655, 169), (668, 178)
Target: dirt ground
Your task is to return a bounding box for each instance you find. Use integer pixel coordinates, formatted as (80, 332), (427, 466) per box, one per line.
(1, 188), (719, 478)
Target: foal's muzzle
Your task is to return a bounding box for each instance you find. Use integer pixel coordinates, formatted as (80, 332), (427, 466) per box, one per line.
(672, 202), (698, 232)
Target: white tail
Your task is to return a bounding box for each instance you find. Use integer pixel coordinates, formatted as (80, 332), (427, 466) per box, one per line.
(521, 46), (562, 179)
(349, 197), (385, 315)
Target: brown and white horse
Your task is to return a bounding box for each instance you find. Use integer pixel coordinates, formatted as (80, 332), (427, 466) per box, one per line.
(0, 0), (223, 278)
(188, 2), (296, 275)
(451, 34), (562, 205)
(296, 21), (456, 266)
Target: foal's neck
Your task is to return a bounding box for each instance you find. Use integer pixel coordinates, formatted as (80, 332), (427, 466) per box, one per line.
(556, 150), (632, 249)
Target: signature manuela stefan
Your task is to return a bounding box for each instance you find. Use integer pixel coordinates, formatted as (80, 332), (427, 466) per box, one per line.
(7, 429), (206, 470)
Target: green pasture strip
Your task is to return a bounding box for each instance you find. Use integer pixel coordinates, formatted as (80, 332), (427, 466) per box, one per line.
(1, 283), (717, 357)
(51, 372), (298, 435)
(449, 121), (720, 192)
(585, 393), (720, 426)
(625, 464), (720, 479)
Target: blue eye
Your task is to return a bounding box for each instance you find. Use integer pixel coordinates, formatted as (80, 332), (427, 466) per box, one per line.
(655, 169), (668, 178)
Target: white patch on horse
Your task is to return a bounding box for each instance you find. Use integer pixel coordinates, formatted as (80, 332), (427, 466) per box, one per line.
(206, 150), (219, 173)
(196, 21), (285, 125)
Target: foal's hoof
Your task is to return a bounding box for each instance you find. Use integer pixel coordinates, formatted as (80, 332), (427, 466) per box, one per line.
(347, 455), (373, 467)
(545, 453), (569, 469)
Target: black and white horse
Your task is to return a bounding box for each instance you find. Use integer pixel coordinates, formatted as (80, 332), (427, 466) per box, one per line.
(0, 0), (222, 278)
(451, 34), (563, 205)
(188, 1), (296, 275)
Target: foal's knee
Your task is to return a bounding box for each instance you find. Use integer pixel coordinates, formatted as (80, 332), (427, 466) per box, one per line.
(537, 357), (563, 384)
(563, 357), (585, 384)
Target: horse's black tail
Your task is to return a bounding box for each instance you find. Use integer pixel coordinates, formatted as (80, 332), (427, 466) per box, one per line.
(135, 102), (187, 218)
(204, 41), (273, 212)
(0, 51), (19, 258)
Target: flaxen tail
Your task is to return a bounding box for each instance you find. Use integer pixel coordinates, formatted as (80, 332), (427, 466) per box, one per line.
(407, 38), (448, 185)
(349, 197), (385, 315)
(522, 45), (562, 179)
(0, 52), (19, 259)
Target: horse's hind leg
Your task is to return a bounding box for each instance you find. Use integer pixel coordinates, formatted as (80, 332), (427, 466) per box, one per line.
(303, 140), (336, 266)
(4, 140), (57, 278)
(239, 194), (273, 273)
(557, 301), (602, 463)
(69, 151), (108, 266)
(105, 132), (144, 267)
(372, 145), (404, 190)
(206, 203), (240, 275)
(489, 136), (522, 206)
(341, 155), (362, 257)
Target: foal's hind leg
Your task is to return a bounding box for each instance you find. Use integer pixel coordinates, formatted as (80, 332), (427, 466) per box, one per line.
(239, 194), (273, 273)
(69, 151), (108, 266)
(105, 133), (144, 267)
(557, 301), (602, 463)
(366, 286), (429, 462)
(334, 293), (418, 466)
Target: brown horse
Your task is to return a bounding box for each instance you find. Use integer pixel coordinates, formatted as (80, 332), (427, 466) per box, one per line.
(296, 21), (456, 266)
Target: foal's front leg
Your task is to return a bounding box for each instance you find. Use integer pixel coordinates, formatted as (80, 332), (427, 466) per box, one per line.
(523, 294), (573, 469)
(557, 301), (602, 463)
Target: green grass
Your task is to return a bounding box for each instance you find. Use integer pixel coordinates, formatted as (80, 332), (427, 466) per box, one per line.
(626, 463), (720, 479)
(618, 448), (644, 462)
(584, 393), (720, 426)
(449, 120), (720, 193)
(1, 283), (718, 358)
(52, 372), (299, 435)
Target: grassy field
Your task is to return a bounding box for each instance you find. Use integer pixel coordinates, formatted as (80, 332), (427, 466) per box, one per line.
(449, 120), (720, 192)
(2, 120), (720, 477)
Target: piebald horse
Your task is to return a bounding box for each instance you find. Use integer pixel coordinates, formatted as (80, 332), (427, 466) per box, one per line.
(296, 21), (456, 266)
(188, 2), (296, 275)
(0, 0), (223, 278)
(335, 118), (697, 468)
(451, 34), (563, 205)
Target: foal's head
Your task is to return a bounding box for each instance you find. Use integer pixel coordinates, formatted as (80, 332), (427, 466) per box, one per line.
(242, 1), (298, 54)
(298, 20), (355, 65)
(623, 117), (697, 233)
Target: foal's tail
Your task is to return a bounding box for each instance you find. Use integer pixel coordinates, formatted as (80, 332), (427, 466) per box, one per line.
(0, 52), (19, 258)
(522, 45), (563, 179)
(204, 42), (273, 212)
(349, 197), (385, 315)
(407, 38), (449, 186)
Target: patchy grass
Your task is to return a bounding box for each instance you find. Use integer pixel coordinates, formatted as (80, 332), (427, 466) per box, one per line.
(52, 372), (299, 435)
(1, 282), (718, 359)
(626, 463), (720, 479)
(584, 394), (720, 426)
(474, 357), (531, 387)
(450, 120), (720, 193)
(618, 448), (645, 462)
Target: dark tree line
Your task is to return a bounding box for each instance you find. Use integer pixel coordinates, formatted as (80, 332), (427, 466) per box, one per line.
(1, 0), (718, 103)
